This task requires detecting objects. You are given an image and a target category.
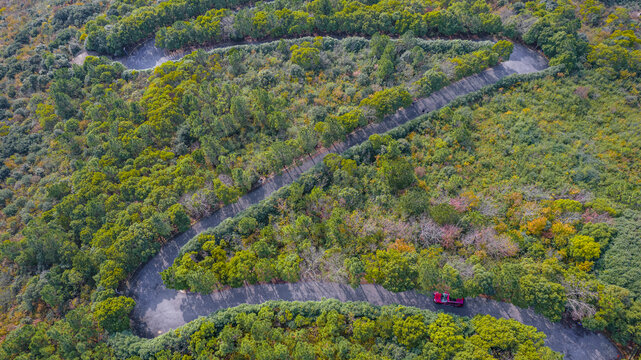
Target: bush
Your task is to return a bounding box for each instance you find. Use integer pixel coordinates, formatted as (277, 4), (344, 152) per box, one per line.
(379, 158), (415, 192)
(492, 40), (514, 60)
(429, 203), (460, 225)
(168, 204), (191, 232)
(400, 188), (430, 216)
(108, 300), (556, 359)
(290, 43), (321, 70)
(415, 69), (449, 97)
(360, 87), (412, 119)
(363, 249), (418, 292)
(237, 217), (258, 236)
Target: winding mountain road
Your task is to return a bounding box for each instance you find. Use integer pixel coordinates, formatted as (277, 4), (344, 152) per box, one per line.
(122, 41), (620, 359)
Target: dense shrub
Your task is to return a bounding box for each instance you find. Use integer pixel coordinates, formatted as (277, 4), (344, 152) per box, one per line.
(108, 300), (559, 360)
(148, 0), (506, 53)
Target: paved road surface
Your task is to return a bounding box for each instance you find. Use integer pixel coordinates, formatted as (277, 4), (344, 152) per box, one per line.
(122, 42), (620, 359)
(141, 282), (618, 360)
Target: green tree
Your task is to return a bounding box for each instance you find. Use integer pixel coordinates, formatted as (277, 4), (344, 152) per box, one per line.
(237, 217), (259, 236)
(492, 40), (514, 60)
(336, 109), (365, 133)
(167, 204), (190, 232)
(363, 249), (417, 292)
(93, 296), (135, 333)
(427, 314), (464, 360)
(376, 54), (395, 83)
(442, 264), (465, 298)
(379, 158), (415, 192)
(276, 253), (301, 282)
(393, 315), (428, 348)
(519, 275), (567, 321)
(290, 43), (321, 70)
(345, 257), (365, 288)
(360, 87), (412, 118)
(297, 125), (319, 155)
(227, 250), (258, 287)
(352, 317), (376, 344)
(584, 285), (631, 344)
(568, 235), (601, 262)
(216, 324), (243, 357)
(416, 69), (449, 97)
(316, 117), (346, 148)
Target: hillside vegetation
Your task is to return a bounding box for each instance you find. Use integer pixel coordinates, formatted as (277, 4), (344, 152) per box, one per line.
(0, 0), (640, 358)
(164, 68), (641, 344)
(112, 300), (561, 360)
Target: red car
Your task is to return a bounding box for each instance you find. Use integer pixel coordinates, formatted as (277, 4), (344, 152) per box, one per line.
(433, 292), (465, 307)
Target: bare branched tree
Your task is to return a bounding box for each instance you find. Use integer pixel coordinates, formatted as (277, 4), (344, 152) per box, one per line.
(180, 188), (218, 218)
(419, 217), (443, 246)
(320, 251), (349, 283)
(563, 277), (598, 321)
(299, 246), (324, 280)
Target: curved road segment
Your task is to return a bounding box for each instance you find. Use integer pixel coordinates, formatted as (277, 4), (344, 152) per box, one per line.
(123, 42), (619, 359)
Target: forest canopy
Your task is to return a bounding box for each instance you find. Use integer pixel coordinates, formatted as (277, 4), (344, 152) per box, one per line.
(163, 67), (641, 346)
(108, 300), (561, 360)
(0, 0), (640, 358)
